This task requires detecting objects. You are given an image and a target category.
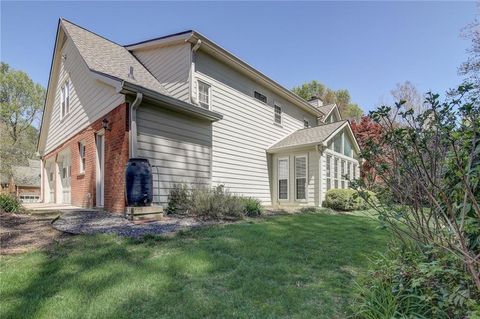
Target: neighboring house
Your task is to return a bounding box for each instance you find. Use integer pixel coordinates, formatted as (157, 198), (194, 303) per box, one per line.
(2, 160), (41, 203)
(37, 19), (361, 214)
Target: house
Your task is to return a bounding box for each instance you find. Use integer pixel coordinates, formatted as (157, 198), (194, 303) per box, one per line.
(2, 160), (41, 203)
(37, 19), (361, 214)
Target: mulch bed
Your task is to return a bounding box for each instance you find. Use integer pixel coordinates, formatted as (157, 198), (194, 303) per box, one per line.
(0, 211), (70, 255)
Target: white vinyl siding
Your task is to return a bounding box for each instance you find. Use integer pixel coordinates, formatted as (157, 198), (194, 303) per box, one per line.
(295, 155), (307, 200)
(136, 104), (212, 205)
(44, 38), (125, 154)
(195, 50), (316, 205)
(132, 43), (191, 102)
(61, 79), (70, 119)
(278, 157), (289, 200)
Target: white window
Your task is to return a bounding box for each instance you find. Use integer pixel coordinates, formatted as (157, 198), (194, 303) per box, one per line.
(274, 104), (282, 125)
(326, 155), (331, 191)
(198, 80), (211, 109)
(61, 79), (70, 119)
(295, 155), (307, 200)
(341, 160), (346, 189)
(278, 157), (289, 200)
(303, 118), (309, 128)
(79, 141), (86, 173)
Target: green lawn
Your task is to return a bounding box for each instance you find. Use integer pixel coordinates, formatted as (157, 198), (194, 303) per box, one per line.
(0, 212), (389, 319)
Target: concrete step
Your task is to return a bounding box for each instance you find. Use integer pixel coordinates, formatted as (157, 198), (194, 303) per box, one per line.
(126, 206), (164, 221)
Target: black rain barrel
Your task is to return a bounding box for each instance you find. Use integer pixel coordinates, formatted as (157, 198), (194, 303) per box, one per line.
(125, 158), (153, 207)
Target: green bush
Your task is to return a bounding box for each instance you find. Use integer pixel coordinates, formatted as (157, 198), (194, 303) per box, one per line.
(298, 206), (321, 214)
(166, 184), (190, 215)
(0, 193), (22, 213)
(323, 189), (376, 211)
(241, 197), (263, 217)
(353, 244), (480, 319)
(167, 184), (263, 220)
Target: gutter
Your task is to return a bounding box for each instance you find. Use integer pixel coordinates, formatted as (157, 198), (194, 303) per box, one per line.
(120, 80), (223, 122)
(189, 39), (202, 104)
(129, 92), (143, 158)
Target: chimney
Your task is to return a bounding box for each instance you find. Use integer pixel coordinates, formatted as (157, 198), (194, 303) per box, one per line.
(307, 96), (323, 107)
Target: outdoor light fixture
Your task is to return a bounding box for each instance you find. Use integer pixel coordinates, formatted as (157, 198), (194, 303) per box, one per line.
(102, 118), (112, 131)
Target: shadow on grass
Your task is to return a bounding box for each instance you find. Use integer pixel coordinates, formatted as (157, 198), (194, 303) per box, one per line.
(0, 213), (390, 319)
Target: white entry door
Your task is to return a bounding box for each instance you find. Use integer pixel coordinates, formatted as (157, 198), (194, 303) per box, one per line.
(61, 157), (71, 204)
(96, 133), (105, 207)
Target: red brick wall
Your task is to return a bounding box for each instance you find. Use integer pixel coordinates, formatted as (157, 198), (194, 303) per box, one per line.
(43, 103), (129, 214)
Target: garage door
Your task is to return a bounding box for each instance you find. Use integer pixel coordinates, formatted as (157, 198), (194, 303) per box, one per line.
(137, 104), (212, 205)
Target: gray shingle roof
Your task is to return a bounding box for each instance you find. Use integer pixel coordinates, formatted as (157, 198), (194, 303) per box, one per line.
(268, 120), (347, 151)
(316, 104), (336, 116)
(11, 161), (41, 187)
(61, 19), (169, 96)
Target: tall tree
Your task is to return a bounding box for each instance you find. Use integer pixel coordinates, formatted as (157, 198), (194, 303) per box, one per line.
(292, 80), (364, 120)
(389, 81), (424, 121)
(0, 62), (45, 176)
(459, 8), (480, 95)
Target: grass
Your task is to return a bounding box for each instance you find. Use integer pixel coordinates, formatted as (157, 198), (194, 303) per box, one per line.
(0, 212), (389, 319)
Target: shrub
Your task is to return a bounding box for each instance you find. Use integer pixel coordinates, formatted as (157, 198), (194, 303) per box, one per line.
(166, 184), (190, 215)
(298, 206), (321, 213)
(353, 244), (480, 319)
(323, 189), (375, 211)
(241, 197), (263, 216)
(167, 184), (263, 220)
(0, 193), (22, 213)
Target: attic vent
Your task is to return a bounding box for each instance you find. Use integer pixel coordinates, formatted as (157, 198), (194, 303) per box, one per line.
(128, 66), (135, 79)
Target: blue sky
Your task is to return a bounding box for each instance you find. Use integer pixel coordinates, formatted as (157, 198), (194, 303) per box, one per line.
(1, 1), (476, 112)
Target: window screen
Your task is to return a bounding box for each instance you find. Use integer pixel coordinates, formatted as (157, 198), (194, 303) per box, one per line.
(278, 158), (288, 199)
(274, 105), (282, 124)
(295, 156), (307, 200)
(198, 81), (210, 109)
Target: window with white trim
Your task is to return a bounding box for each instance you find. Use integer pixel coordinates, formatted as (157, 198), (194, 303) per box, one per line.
(334, 157), (339, 189)
(198, 80), (211, 109)
(61, 79), (70, 119)
(278, 158), (289, 200)
(274, 104), (282, 124)
(341, 160), (346, 189)
(295, 156), (307, 200)
(326, 155), (331, 191)
(303, 119), (309, 128)
(79, 141), (86, 173)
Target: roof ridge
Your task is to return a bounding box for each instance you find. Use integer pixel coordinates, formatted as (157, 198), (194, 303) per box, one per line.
(60, 18), (124, 48)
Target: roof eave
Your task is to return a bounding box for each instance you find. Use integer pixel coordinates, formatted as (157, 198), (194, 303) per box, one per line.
(125, 30), (194, 50)
(120, 81), (223, 122)
(267, 142), (320, 154)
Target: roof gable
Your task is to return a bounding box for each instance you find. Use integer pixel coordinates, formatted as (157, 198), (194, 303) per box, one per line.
(60, 19), (169, 95)
(268, 121), (347, 152)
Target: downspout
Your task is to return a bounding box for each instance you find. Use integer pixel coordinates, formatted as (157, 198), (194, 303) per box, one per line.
(129, 92), (143, 158)
(189, 39), (202, 104)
